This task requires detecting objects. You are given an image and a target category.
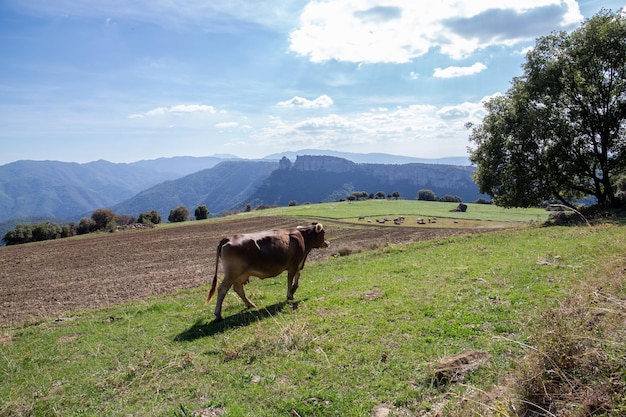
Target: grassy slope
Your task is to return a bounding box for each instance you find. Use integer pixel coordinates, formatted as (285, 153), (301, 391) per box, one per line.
(246, 200), (549, 223)
(1, 206), (624, 416)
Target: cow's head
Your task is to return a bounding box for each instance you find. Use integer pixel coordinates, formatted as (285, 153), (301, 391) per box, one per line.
(300, 222), (329, 249)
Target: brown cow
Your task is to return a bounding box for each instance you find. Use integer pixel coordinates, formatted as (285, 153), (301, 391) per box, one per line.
(206, 223), (329, 321)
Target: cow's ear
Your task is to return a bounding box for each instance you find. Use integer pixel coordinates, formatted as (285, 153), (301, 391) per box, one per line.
(315, 223), (323, 232)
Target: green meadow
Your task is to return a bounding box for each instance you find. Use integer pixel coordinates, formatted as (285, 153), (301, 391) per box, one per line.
(247, 199), (549, 223)
(1, 202), (624, 416)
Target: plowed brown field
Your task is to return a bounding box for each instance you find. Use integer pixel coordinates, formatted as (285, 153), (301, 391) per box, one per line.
(0, 216), (488, 324)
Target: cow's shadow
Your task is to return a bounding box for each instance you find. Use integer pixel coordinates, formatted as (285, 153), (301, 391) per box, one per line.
(174, 299), (304, 342)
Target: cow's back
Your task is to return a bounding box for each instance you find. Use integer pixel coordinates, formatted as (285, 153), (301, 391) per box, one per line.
(220, 229), (305, 279)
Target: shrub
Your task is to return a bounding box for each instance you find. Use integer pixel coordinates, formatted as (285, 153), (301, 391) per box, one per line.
(77, 218), (96, 235)
(255, 205), (277, 211)
(138, 210), (162, 225)
(417, 189), (437, 201)
(440, 194), (461, 203)
(4, 222), (70, 245)
(168, 206), (190, 223)
(194, 205), (209, 220)
(91, 208), (116, 230)
(62, 222), (77, 238)
(474, 198), (492, 204)
(349, 191), (369, 201)
(3, 224), (33, 245)
(114, 214), (136, 226)
(31, 222), (62, 241)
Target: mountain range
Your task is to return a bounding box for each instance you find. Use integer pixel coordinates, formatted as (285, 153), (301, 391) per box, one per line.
(0, 150), (479, 239)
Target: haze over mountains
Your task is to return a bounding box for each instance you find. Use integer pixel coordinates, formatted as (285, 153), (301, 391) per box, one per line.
(0, 150), (477, 235)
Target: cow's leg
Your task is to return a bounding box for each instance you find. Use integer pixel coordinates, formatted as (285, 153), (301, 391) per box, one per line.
(213, 279), (233, 321)
(233, 279), (257, 309)
(287, 272), (294, 300)
(286, 270), (301, 300)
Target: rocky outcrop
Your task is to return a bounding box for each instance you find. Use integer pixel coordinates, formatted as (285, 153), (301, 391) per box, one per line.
(293, 155), (355, 173)
(292, 155), (475, 189)
(278, 156), (292, 171)
(247, 155), (483, 207)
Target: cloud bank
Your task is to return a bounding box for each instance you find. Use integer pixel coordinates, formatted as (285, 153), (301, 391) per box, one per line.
(289, 0), (583, 62)
(254, 97), (491, 156)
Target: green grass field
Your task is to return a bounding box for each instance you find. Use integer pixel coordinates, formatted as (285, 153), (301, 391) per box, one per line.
(247, 200), (549, 223)
(1, 203), (624, 416)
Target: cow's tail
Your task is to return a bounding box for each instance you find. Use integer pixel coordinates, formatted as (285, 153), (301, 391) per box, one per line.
(206, 238), (228, 304)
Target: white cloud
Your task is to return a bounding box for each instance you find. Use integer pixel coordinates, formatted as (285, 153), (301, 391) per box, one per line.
(216, 121), (239, 128)
(290, 0), (583, 63)
(129, 104), (217, 118)
(433, 63), (487, 78)
(516, 46), (534, 56)
(253, 97), (491, 155)
(277, 95), (334, 109)
(437, 102), (486, 120)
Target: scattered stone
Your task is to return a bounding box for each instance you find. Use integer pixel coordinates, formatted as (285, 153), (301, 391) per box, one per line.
(364, 287), (385, 301)
(53, 317), (76, 323)
(57, 334), (81, 343)
(104, 316), (122, 323)
(372, 403), (390, 417)
(193, 407), (225, 417)
(434, 350), (491, 384)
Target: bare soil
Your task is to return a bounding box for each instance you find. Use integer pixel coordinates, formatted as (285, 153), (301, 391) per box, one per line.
(0, 216), (488, 325)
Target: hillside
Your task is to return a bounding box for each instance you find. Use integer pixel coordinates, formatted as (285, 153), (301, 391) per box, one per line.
(110, 160), (279, 218)
(245, 155), (482, 207)
(0, 160), (174, 223)
(128, 155), (238, 177)
(0, 156), (239, 224)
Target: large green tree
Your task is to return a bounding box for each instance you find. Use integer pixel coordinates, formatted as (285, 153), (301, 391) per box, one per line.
(468, 10), (626, 208)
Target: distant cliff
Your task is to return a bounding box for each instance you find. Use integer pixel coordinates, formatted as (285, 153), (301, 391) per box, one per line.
(244, 155), (482, 207)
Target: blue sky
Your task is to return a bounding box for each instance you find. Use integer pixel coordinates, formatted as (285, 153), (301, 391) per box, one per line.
(1, 0), (624, 165)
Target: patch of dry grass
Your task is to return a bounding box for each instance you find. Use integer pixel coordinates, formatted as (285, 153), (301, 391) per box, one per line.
(512, 259), (626, 417)
(444, 255), (626, 417)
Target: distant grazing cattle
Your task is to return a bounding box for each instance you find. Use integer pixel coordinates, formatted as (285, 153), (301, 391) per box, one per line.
(206, 223), (329, 321)
(451, 203), (468, 212)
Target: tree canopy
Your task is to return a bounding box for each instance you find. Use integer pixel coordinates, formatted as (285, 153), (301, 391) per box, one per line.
(468, 10), (626, 208)
(168, 205), (190, 223)
(194, 205), (209, 220)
